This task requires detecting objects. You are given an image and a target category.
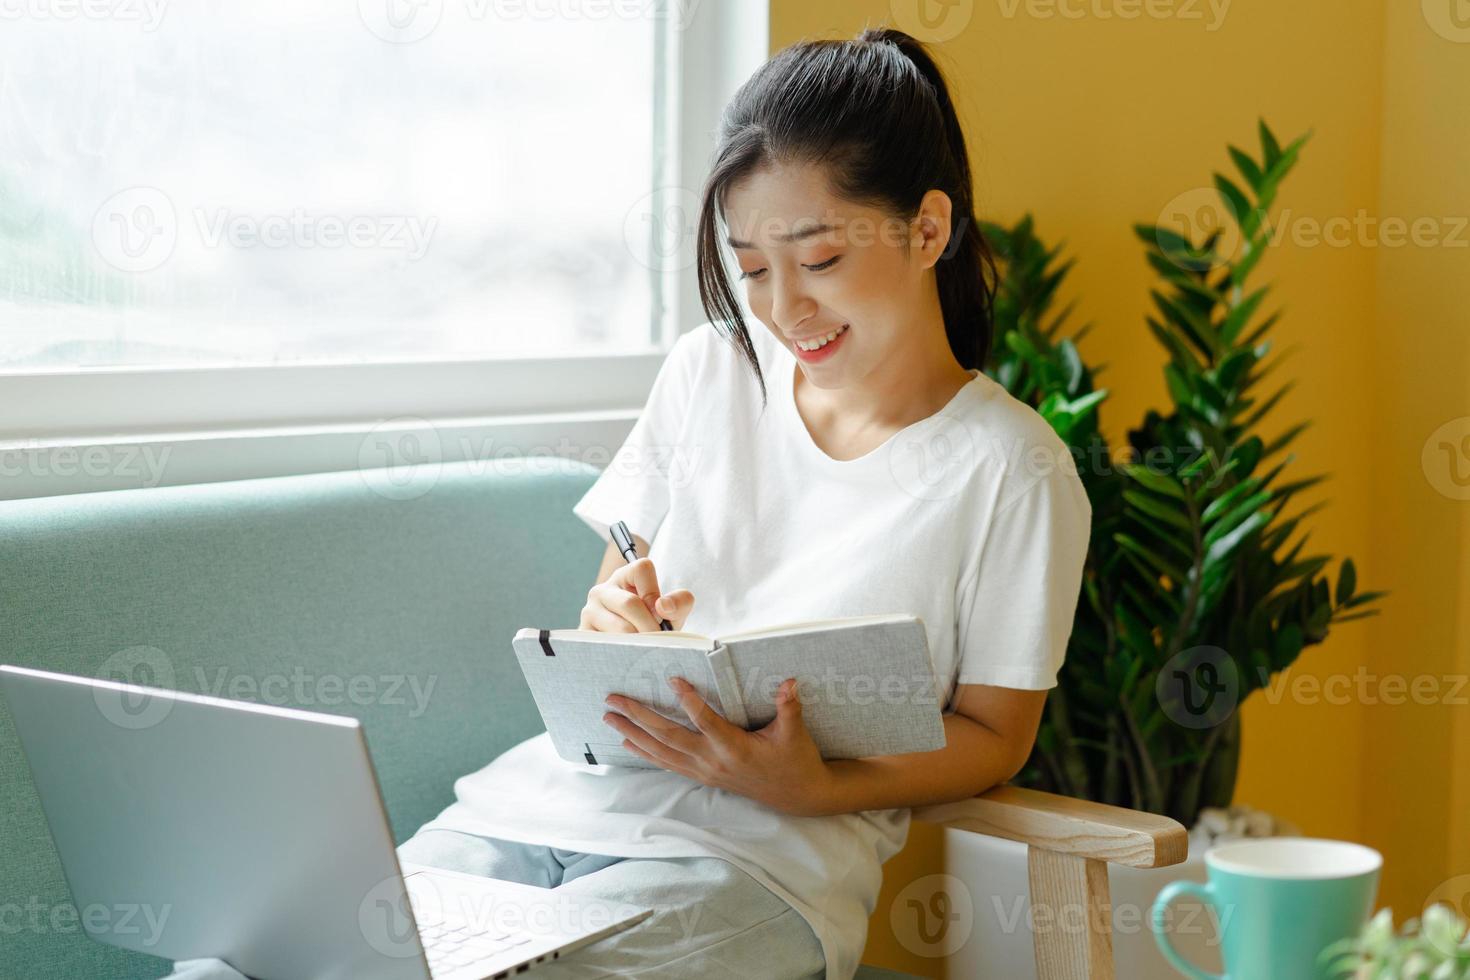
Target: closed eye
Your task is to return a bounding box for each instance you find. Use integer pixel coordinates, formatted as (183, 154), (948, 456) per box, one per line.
(736, 255), (841, 282)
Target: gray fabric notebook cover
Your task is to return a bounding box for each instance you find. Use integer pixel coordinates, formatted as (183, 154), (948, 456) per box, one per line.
(512, 613), (947, 768)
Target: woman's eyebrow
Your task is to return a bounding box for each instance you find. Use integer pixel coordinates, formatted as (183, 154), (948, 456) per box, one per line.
(726, 221), (839, 250)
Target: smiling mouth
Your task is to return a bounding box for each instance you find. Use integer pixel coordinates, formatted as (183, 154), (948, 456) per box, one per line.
(792, 324), (848, 352)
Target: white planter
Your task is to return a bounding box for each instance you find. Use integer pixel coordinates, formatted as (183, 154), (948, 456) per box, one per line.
(941, 828), (1224, 979)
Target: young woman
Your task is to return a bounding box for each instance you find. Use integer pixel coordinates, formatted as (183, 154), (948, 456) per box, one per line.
(398, 26), (1092, 980)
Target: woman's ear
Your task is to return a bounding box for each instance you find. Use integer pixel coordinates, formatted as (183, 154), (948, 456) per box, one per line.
(911, 189), (954, 269)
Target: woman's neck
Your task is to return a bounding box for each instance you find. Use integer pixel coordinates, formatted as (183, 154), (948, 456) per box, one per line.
(792, 319), (975, 461)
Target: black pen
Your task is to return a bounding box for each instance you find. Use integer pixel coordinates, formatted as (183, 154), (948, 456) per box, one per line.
(609, 520), (672, 630)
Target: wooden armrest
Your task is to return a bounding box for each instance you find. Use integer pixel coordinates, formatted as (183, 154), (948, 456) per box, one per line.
(912, 784), (1189, 870)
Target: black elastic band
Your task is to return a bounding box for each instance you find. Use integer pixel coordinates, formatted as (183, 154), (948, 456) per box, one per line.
(583, 742), (596, 765)
(538, 629), (555, 656)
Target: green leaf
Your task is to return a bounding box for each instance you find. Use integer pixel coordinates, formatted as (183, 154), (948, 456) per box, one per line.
(1147, 317), (1205, 374)
(1067, 389), (1109, 418)
(1259, 118), (1282, 169)
(1162, 364), (1192, 409)
(1178, 447), (1219, 479)
(1229, 232), (1271, 287)
(1128, 510), (1197, 563)
(1213, 173), (1253, 235)
(1059, 338), (1084, 392)
(1263, 421), (1312, 458)
(1281, 555), (1331, 582)
(1271, 474), (1329, 502)
(1153, 290), (1218, 359)
(1220, 287), (1269, 347)
(1114, 532), (1188, 585)
(1135, 222), (1191, 254)
(1203, 491), (1274, 548)
(1123, 463), (1188, 500)
(1145, 253), (1221, 305)
(1123, 489), (1193, 531)
(1201, 477), (1263, 524)
(1228, 145), (1264, 191)
(1204, 508), (1273, 569)
(1332, 610), (1380, 624)
(1335, 558), (1357, 605)
(1213, 347), (1256, 393)
(1272, 623), (1304, 670)
(1136, 224), (1214, 272)
(1237, 310), (1282, 352)
(1238, 380), (1295, 431)
(1006, 331), (1039, 359)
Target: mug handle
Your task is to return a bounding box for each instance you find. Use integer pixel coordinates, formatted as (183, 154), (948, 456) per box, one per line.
(1151, 880), (1226, 980)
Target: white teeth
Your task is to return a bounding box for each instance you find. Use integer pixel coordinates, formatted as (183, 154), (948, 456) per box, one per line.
(795, 324), (848, 352)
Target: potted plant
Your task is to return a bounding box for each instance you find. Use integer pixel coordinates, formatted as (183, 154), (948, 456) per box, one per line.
(941, 121), (1387, 979)
(1319, 905), (1470, 978)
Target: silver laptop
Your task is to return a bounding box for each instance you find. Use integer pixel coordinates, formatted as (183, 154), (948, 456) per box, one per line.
(0, 664), (652, 980)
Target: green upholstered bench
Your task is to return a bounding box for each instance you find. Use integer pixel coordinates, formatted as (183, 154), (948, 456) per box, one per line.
(0, 459), (926, 980)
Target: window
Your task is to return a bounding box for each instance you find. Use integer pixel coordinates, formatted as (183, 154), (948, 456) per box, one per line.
(0, 2), (766, 500)
(0, 1), (683, 370)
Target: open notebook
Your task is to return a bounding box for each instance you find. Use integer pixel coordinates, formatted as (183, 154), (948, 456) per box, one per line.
(512, 613), (947, 768)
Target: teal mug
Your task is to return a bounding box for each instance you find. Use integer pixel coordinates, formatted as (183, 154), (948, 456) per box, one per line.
(1152, 837), (1381, 979)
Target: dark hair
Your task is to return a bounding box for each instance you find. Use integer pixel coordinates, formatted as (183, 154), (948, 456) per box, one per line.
(695, 26), (998, 406)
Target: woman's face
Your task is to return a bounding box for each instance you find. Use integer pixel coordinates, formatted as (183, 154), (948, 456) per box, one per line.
(722, 159), (952, 391)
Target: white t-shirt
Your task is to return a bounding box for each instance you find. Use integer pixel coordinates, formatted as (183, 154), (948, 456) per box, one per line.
(421, 321), (1092, 979)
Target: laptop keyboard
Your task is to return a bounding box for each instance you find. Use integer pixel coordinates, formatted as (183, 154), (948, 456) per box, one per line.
(420, 917), (536, 977)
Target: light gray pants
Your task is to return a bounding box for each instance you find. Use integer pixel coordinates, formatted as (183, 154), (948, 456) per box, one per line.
(396, 828), (827, 980)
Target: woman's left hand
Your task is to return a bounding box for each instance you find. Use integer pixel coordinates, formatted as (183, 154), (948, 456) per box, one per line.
(603, 676), (834, 817)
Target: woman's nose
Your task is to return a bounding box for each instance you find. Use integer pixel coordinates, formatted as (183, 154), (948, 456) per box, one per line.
(769, 272), (817, 333)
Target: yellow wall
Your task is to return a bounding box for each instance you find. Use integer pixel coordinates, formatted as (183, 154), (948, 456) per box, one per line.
(765, 0), (1467, 971)
(1368, 0), (1470, 920)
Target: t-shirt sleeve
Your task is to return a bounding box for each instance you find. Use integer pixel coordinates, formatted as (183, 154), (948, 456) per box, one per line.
(954, 462), (1093, 690)
(570, 329), (702, 547)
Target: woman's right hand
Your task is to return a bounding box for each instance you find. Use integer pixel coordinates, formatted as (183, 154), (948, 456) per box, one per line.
(579, 557), (695, 633)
